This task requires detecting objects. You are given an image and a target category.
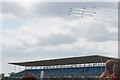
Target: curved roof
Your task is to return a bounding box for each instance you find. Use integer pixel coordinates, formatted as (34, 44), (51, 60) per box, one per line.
(9, 55), (118, 67)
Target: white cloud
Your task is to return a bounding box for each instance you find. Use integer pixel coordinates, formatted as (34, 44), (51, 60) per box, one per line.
(2, 0), (119, 2)
(107, 27), (118, 33)
(2, 2), (118, 75)
(43, 38), (118, 57)
(1, 13), (19, 21)
(4, 17), (73, 38)
(3, 16), (118, 55)
(0, 36), (2, 73)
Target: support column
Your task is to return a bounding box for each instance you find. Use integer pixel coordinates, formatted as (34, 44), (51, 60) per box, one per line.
(40, 67), (44, 80)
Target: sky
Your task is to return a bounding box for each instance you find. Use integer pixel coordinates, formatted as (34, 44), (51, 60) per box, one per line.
(0, 1), (118, 75)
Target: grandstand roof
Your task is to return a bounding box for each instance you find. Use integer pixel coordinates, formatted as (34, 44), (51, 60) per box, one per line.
(9, 55), (118, 67)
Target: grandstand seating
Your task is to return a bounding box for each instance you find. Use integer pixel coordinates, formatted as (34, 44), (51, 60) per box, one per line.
(14, 66), (105, 78)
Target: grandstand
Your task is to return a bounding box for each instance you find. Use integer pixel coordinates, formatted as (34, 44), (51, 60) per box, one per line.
(8, 55), (118, 78)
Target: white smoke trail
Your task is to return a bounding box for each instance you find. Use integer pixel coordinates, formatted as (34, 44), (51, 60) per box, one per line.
(69, 7), (117, 17)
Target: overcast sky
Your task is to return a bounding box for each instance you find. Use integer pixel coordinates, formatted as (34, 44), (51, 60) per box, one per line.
(0, 1), (118, 75)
